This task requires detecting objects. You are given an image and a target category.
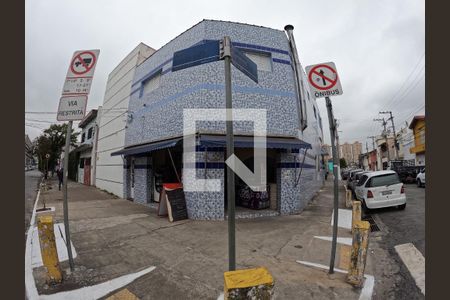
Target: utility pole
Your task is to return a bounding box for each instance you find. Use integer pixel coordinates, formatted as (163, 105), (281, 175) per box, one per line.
(367, 136), (376, 151)
(379, 111), (398, 160)
(374, 118), (390, 165)
(63, 121), (75, 271)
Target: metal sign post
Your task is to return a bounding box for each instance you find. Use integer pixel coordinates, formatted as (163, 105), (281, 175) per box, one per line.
(62, 121), (74, 270)
(173, 36), (258, 271)
(222, 36), (236, 271)
(326, 98), (339, 274)
(305, 62), (343, 274)
(57, 49), (100, 271)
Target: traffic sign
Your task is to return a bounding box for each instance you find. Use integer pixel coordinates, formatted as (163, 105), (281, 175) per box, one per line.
(172, 41), (220, 72)
(57, 95), (88, 121)
(62, 49), (100, 95)
(305, 62), (343, 98)
(231, 46), (258, 83)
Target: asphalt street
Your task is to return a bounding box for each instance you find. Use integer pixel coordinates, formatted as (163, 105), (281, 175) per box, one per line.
(25, 170), (42, 234)
(370, 183), (425, 300)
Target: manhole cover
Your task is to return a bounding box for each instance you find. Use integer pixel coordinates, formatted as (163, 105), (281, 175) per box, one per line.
(362, 215), (380, 232)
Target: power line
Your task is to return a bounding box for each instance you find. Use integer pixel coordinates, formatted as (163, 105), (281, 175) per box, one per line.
(384, 52), (425, 109)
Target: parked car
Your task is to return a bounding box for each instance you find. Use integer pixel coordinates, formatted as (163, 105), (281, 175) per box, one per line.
(350, 171), (371, 196)
(346, 169), (363, 191)
(355, 170), (406, 211)
(416, 168), (425, 187)
(347, 171), (367, 191)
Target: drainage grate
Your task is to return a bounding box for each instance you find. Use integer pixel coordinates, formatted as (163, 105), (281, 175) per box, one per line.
(362, 215), (380, 232)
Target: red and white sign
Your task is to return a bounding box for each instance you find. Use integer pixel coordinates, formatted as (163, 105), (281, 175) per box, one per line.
(62, 49), (100, 96)
(58, 49), (100, 121)
(305, 62), (343, 98)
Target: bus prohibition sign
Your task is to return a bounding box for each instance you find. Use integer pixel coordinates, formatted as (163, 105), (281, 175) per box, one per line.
(305, 62), (343, 98)
(69, 50), (99, 76)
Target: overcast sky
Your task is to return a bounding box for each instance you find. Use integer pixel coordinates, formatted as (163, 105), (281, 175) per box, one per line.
(25, 0), (425, 149)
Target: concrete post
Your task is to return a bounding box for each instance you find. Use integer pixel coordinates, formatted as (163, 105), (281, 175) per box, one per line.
(37, 215), (62, 284)
(347, 220), (370, 287)
(224, 267), (274, 299)
(351, 201), (362, 234)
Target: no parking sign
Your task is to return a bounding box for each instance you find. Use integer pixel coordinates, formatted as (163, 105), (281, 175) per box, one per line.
(305, 62), (343, 98)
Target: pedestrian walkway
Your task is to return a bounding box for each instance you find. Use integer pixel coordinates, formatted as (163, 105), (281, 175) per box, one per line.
(27, 177), (373, 299)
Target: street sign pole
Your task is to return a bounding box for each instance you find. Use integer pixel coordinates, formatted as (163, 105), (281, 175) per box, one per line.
(325, 97), (339, 274)
(223, 36), (236, 271)
(63, 121), (75, 271)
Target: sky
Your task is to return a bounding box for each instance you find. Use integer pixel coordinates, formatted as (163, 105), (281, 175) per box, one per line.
(25, 0), (425, 149)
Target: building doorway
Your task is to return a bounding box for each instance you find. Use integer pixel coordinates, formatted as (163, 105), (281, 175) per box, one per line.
(83, 157), (91, 185)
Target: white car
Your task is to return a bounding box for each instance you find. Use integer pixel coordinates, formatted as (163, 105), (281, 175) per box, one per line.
(355, 170), (406, 211)
(416, 168), (425, 187)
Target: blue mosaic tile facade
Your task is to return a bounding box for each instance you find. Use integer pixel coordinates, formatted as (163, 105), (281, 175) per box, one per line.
(122, 20), (325, 219)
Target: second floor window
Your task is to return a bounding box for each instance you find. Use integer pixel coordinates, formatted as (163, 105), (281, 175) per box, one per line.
(81, 133), (85, 143)
(243, 51), (272, 72)
(88, 127), (93, 139)
(142, 73), (161, 95)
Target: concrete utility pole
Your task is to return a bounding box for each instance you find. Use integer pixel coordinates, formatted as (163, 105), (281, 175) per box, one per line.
(374, 118), (390, 164)
(379, 111), (398, 160)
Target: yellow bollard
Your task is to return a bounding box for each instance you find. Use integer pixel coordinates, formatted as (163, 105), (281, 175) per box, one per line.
(224, 267), (274, 299)
(346, 190), (353, 208)
(351, 201), (362, 234)
(37, 215), (62, 284)
(347, 220), (370, 287)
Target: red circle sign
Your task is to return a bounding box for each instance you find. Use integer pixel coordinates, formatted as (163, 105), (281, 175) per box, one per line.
(308, 64), (338, 91)
(70, 51), (97, 75)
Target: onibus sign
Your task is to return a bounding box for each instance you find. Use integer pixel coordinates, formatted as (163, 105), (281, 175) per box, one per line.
(305, 62), (343, 98)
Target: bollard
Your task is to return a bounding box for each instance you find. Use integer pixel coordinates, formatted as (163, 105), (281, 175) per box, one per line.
(224, 267), (274, 300)
(345, 190), (353, 208)
(351, 201), (362, 234)
(37, 215), (62, 284)
(347, 220), (370, 287)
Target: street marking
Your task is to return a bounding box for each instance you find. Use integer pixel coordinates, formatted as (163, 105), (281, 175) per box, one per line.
(394, 243), (425, 295)
(25, 179), (156, 300)
(40, 266), (156, 300)
(314, 236), (353, 246)
(331, 208), (353, 229)
(296, 260), (375, 300)
(31, 223), (77, 267)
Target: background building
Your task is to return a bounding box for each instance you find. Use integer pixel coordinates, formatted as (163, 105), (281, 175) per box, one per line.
(75, 109), (99, 185)
(409, 115), (425, 166)
(95, 43), (156, 196)
(339, 141), (362, 165)
(25, 134), (34, 168)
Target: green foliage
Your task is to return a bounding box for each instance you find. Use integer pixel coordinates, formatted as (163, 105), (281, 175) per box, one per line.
(34, 124), (79, 172)
(340, 158), (347, 168)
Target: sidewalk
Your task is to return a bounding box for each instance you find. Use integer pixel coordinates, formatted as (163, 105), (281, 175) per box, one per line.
(28, 177), (373, 299)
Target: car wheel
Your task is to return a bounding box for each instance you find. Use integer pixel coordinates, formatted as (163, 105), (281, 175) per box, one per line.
(398, 203), (406, 210)
(417, 179), (421, 187)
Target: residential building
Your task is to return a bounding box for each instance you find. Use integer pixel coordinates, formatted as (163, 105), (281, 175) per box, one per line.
(375, 135), (396, 170)
(368, 149), (378, 171)
(396, 126), (415, 161)
(409, 115), (425, 166)
(339, 141), (362, 165)
(111, 20), (325, 220)
(95, 43), (156, 196)
(75, 109), (99, 185)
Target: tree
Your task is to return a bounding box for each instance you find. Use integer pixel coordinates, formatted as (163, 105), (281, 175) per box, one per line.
(340, 158), (347, 168)
(34, 124), (79, 173)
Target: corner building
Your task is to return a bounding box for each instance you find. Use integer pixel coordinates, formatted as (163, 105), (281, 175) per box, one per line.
(112, 20), (325, 220)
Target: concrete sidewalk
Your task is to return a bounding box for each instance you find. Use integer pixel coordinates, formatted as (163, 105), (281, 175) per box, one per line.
(29, 177), (373, 299)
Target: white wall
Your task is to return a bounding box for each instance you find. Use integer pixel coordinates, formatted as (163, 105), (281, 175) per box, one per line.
(95, 43), (155, 197)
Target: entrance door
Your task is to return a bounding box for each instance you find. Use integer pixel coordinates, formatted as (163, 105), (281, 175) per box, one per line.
(130, 158), (135, 199)
(84, 158), (91, 185)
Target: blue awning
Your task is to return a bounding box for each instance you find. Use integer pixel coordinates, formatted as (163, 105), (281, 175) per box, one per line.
(111, 137), (182, 157)
(199, 134), (312, 149)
